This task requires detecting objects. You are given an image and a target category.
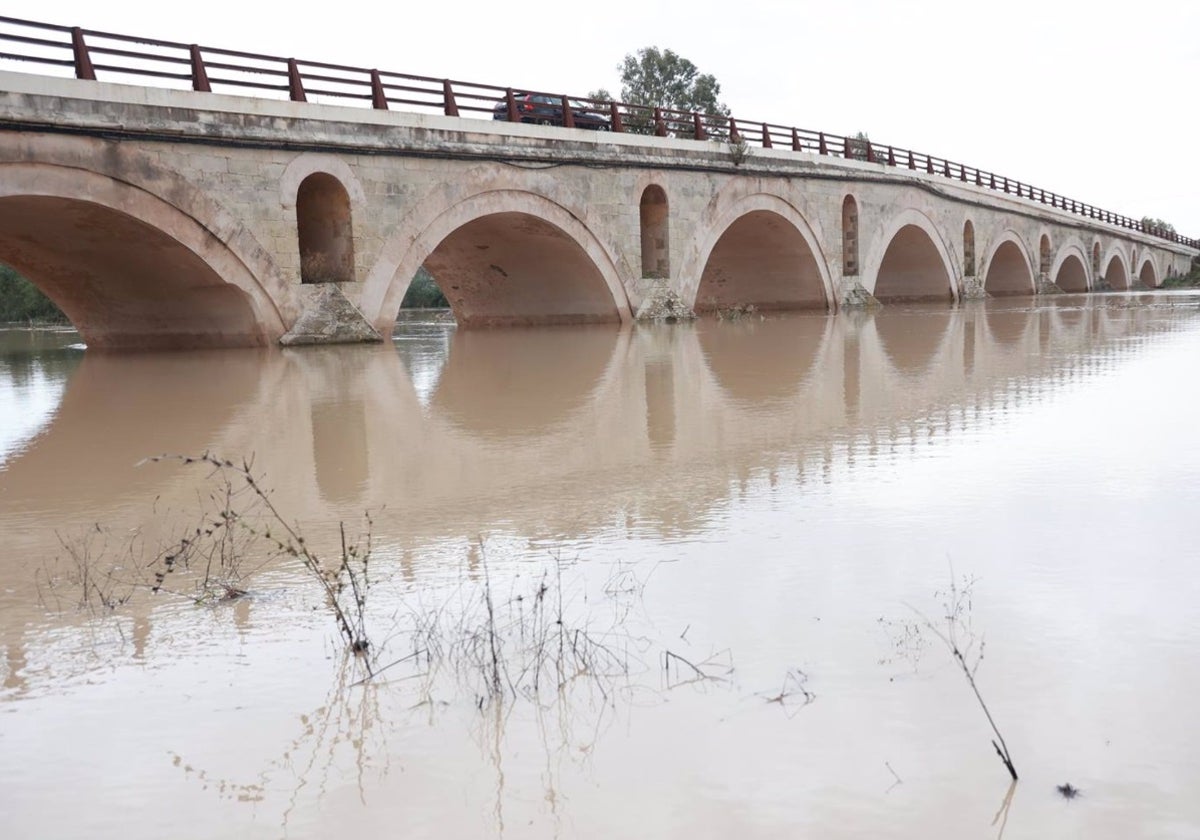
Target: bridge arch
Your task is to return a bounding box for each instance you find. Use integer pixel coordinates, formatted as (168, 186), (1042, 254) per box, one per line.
(1101, 244), (1131, 289)
(369, 189), (630, 328)
(982, 231), (1035, 296)
(864, 208), (956, 302)
(689, 193), (833, 313)
(1050, 241), (1092, 292)
(1137, 255), (1159, 288)
(0, 162), (287, 348)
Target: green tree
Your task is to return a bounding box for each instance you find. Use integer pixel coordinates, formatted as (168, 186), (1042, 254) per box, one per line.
(0, 264), (65, 323)
(591, 47), (730, 134)
(1140, 217), (1176, 234)
(846, 131), (873, 161)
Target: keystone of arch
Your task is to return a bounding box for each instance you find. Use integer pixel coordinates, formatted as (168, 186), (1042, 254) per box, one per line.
(677, 191), (834, 310)
(860, 207), (958, 301)
(0, 161), (291, 336)
(362, 188), (631, 328)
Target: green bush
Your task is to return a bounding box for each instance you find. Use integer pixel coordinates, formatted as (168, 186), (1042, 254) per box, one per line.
(0, 264), (66, 323)
(400, 266), (449, 309)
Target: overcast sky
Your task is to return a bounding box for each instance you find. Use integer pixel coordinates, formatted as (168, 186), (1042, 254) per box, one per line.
(8, 0), (1200, 236)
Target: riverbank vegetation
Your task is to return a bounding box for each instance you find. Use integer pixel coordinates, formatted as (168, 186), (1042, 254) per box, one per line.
(0, 264), (66, 323)
(401, 266), (449, 308)
(1163, 257), (1200, 288)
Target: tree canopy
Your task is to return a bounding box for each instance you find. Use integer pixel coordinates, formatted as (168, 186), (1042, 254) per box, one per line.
(592, 47), (729, 118)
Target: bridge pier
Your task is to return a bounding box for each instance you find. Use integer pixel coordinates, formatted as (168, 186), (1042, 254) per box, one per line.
(279, 285), (383, 346)
(1036, 273), (1066, 295)
(635, 277), (696, 321)
(837, 278), (880, 309)
(960, 277), (988, 300)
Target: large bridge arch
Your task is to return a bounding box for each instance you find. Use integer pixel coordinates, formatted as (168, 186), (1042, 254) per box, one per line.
(0, 162), (288, 349)
(982, 231), (1036, 297)
(1050, 242), (1092, 292)
(863, 208), (957, 302)
(1137, 255), (1159, 289)
(685, 193), (834, 313)
(1101, 244), (1131, 290)
(368, 189), (630, 329)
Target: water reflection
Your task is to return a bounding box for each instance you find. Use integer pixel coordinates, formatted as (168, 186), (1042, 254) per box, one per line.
(2, 299), (1193, 556)
(3, 294), (1200, 838)
(430, 325), (619, 439)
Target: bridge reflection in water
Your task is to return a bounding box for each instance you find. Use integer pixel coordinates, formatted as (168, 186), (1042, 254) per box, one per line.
(0, 304), (1188, 616)
(0, 297), (1186, 548)
(0, 294), (1188, 583)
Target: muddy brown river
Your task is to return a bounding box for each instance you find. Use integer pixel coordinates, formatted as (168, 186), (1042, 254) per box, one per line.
(2, 294), (1200, 839)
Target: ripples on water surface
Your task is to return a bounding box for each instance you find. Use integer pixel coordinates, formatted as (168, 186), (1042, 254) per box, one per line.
(3, 295), (1200, 839)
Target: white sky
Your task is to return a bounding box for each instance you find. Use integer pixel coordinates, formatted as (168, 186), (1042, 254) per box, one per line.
(11, 0), (1200, 236)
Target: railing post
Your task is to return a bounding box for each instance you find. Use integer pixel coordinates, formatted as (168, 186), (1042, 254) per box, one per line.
(976, 170), (983, 187)
(189, 45), (210, 92)
(843, 136), (852, 158)
(506, 88), (519, 123)
(907, 150), (915, 169)
(866, 140), (876, 163)
(761, 123), (772, 148)
(729, 118), (740, 143)
(287, 59), (306, 102)
(943, 161), (950, 178)
(609, 102), (623, 133)
(560, 96), (575, 129)
(959, 165), (967, 182)
(886, 146), (895, 166)
(71, 27), (95, 80)
(818, 132), (827, 155)
(792, 128), (802, 152)
(441, 80), (458, 116)
(693, 113), (706, 141)
(989, 174), (996, 190)
(370, 71), (389, 110)
(926, 156), (934, 175)
(654, 108), (667, 137)
(1002, 177), (1009, 193)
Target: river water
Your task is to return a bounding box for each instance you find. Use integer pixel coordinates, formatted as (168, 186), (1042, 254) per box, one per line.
(2, 294), (1199, 839)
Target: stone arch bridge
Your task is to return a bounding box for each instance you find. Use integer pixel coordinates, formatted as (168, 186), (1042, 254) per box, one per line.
(0, 71), (1194, 349)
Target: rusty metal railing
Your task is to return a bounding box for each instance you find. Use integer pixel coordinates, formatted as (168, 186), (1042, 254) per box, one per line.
(0, 15), (1194, 249)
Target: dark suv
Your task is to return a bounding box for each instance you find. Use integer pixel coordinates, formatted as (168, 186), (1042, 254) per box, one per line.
(492, 93), (609, 130)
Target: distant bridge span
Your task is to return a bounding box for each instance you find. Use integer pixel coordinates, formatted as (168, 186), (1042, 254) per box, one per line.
(0, 24), (1194, 348)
